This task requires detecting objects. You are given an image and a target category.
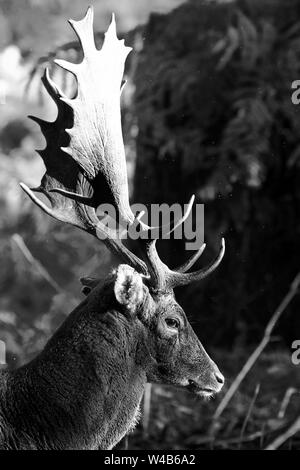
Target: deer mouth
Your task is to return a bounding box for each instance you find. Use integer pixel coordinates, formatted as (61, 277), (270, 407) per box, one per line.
(187, 380), (215, 396)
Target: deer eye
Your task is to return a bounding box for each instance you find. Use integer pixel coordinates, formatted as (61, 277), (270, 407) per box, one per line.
(165, 318), (180, 330)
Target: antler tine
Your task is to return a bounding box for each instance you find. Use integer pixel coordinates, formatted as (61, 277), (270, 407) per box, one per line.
(166, 238), (225, 289)
(68, 5), (96, 57)
(175, 243), (206, 273)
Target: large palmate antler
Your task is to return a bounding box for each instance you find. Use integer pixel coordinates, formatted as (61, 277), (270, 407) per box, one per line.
(21, 7), (225, 291)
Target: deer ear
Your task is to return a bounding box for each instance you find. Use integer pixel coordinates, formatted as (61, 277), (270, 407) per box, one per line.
(114, 265), (144, 314)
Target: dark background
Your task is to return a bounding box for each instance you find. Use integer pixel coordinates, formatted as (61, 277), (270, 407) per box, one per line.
(0, 0), (299, 450)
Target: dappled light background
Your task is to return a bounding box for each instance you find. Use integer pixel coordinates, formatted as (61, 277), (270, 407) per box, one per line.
(0, 0), (300, 450)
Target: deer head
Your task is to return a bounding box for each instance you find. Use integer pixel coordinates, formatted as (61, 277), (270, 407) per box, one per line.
(101, 264), (225, 397)
(21, 7), (225, 400)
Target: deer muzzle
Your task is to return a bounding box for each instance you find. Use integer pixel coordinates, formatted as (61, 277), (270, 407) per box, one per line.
(187, 361), (225, 397)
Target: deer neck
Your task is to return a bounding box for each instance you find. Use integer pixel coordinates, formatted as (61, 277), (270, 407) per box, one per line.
(4, 295), (148, 449)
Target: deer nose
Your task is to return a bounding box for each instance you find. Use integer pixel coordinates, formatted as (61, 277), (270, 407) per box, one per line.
(211, 365), (225, 392)
(215, 371), (225, 386)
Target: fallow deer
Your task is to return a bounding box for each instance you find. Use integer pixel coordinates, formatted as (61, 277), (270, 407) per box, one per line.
(0, 7), (225, 450)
